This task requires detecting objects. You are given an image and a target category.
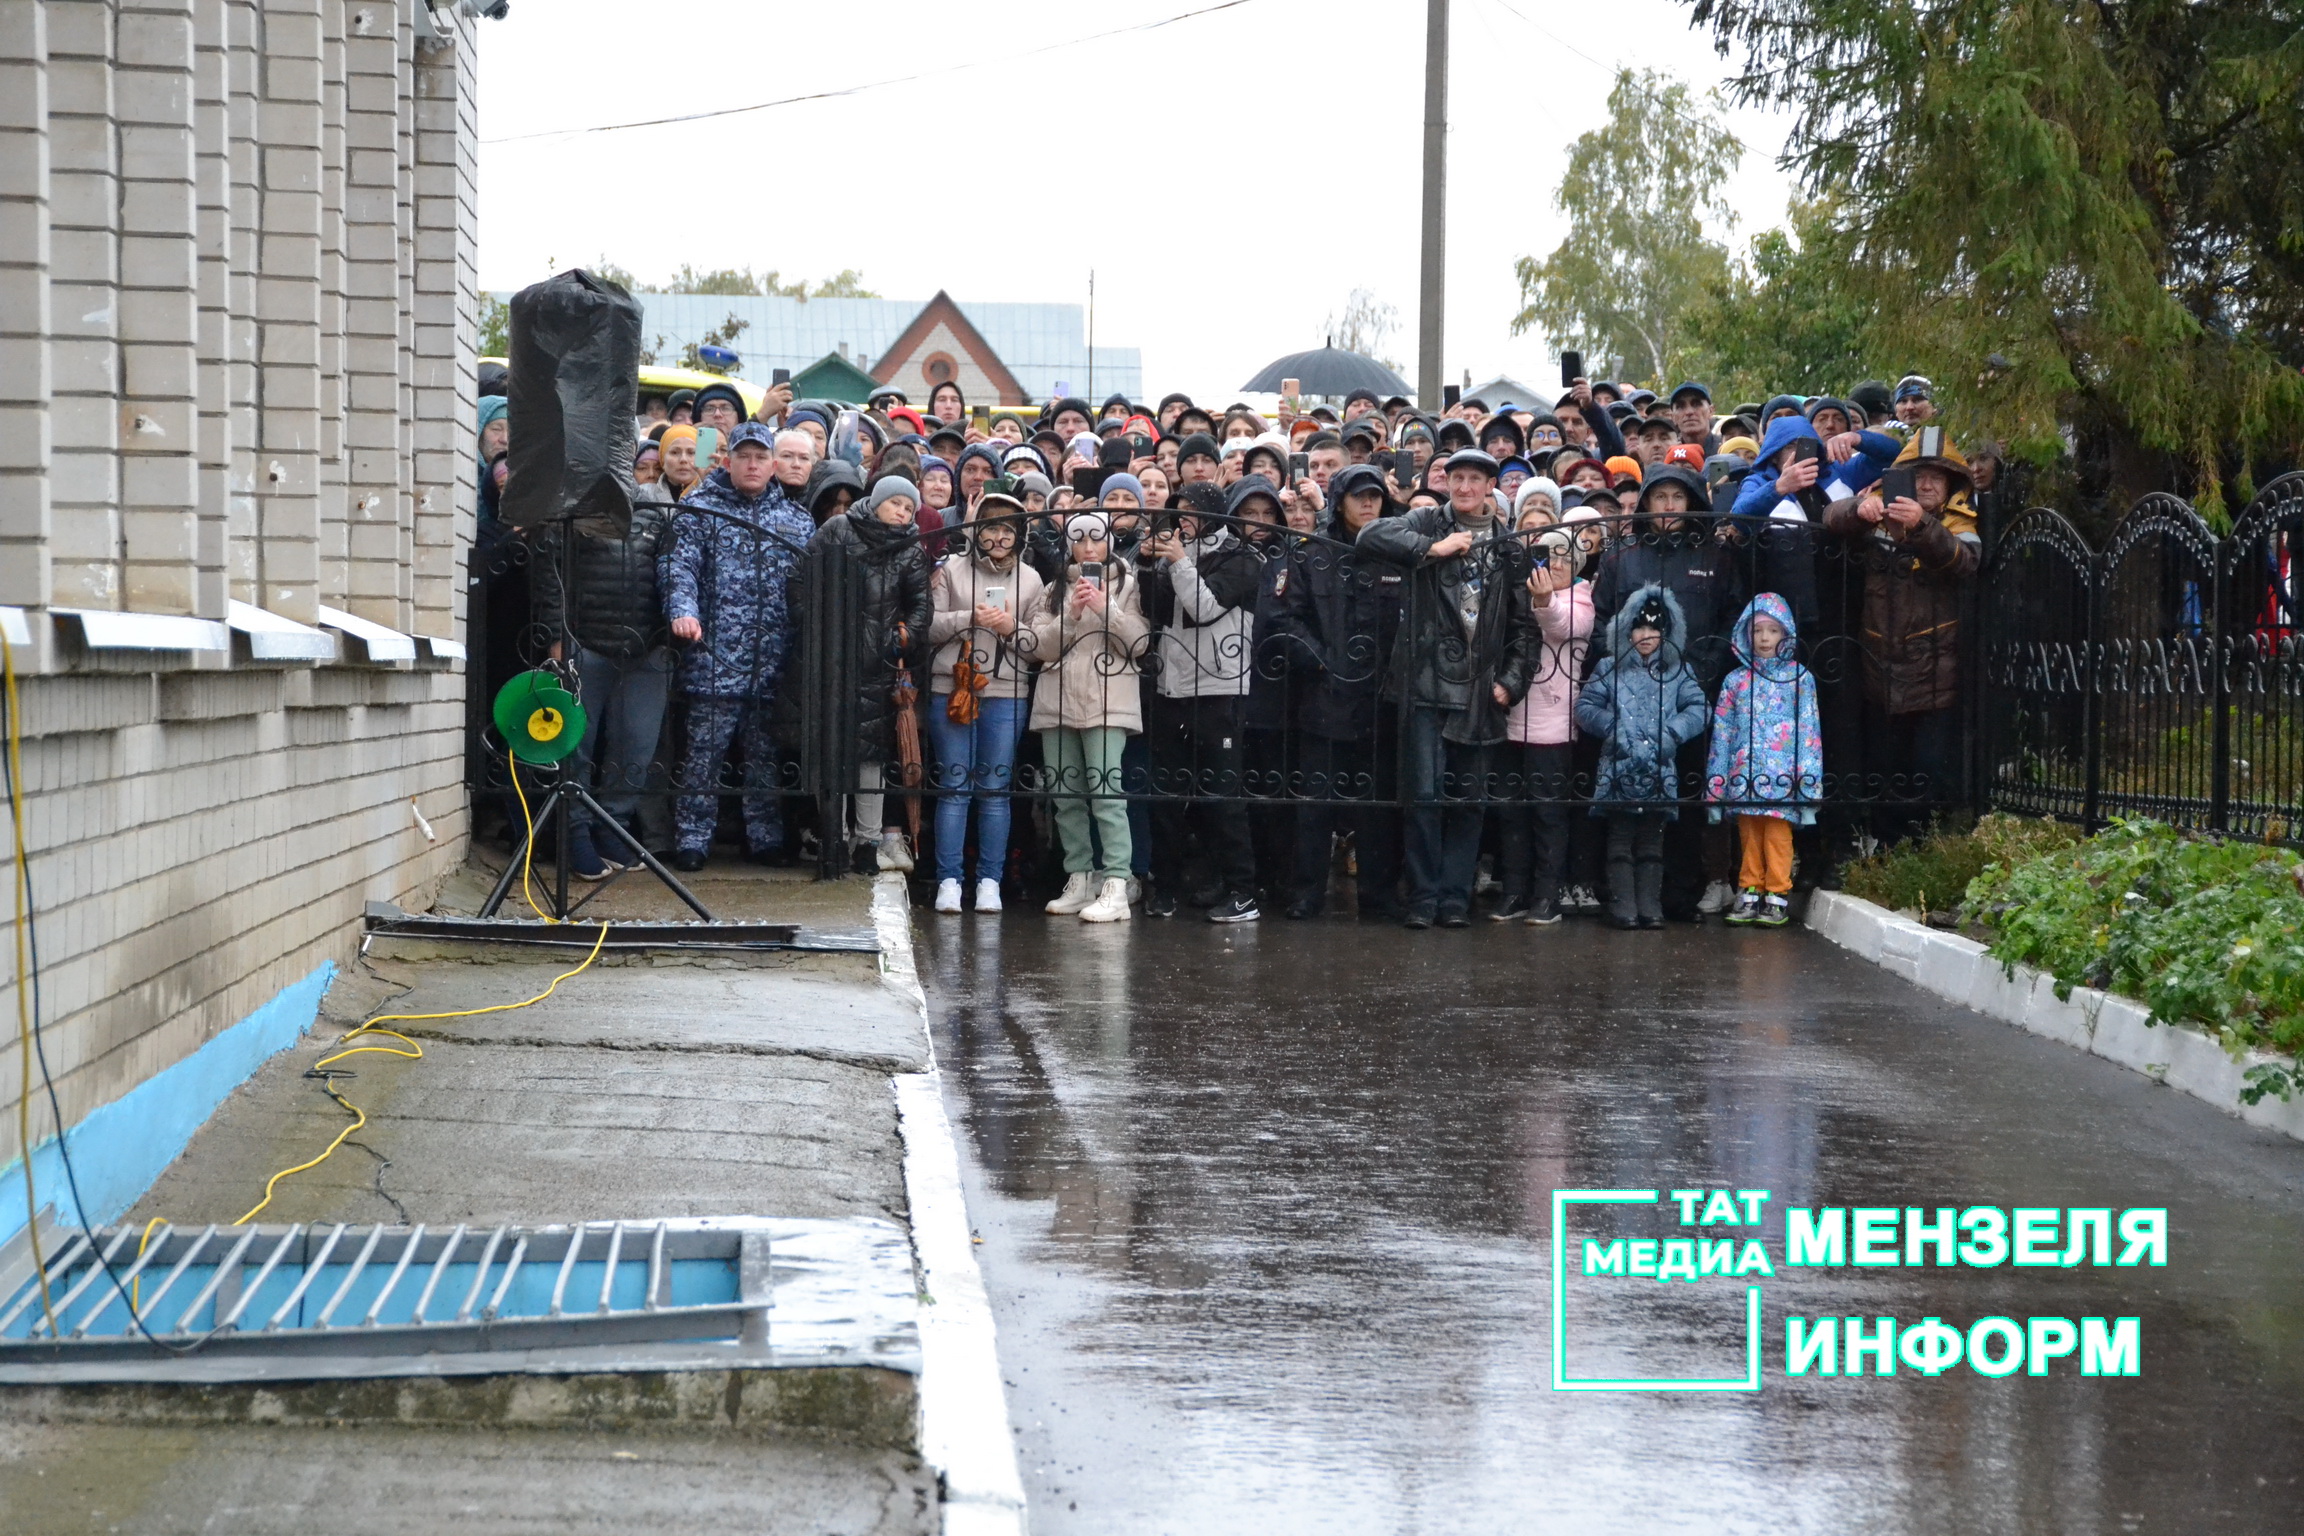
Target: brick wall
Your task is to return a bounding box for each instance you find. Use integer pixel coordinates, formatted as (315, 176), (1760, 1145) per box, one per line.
(1, 1), (478, 1163)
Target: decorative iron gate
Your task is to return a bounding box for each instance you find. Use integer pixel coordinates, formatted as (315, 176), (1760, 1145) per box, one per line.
(1980, 472), (2304, 837)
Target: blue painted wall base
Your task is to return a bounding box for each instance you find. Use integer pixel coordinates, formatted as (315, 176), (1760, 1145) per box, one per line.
(1, 961), (336, 1245)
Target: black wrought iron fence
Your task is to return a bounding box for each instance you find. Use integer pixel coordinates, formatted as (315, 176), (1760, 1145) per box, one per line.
(1979, 471), (2304, 839)
(472, 485), (2200, 888)
(795, 502), (1981, 842)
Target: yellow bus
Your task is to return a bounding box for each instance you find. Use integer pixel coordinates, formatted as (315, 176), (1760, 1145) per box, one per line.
(479, 358), (769, 419)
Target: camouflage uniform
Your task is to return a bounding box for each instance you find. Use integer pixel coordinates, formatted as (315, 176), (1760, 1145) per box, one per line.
(658, 469), (813, 855)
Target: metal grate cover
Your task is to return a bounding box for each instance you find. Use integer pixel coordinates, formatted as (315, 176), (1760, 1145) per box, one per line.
(0, 1215), (918, 1385)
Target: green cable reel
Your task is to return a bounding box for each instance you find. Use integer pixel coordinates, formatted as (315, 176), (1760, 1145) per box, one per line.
(492, 669), (587, 764)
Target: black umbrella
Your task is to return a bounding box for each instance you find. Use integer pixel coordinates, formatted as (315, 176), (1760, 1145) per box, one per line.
(1241, 344), (1413, 398)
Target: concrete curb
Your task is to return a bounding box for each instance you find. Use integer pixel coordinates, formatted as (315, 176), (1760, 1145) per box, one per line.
(874, 877), (1029, 1536)
(1806, 889), (2304, 1142)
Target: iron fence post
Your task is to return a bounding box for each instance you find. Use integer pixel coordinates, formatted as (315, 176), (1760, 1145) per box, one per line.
(1969, 528), (1992, 819)
(2210, 524), (2233, 833)
(2081, 546), (2104, 832)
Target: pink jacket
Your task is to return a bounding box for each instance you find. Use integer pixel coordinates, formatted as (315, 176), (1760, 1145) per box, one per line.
(1508, 580), (1594, 745)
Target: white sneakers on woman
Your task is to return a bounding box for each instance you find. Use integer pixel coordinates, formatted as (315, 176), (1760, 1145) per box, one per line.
(938, 877), (1008, 915)
(1045, 872), (1096, 914)
(1079, 877), (1134, 923)
(877, 830), (914, 872)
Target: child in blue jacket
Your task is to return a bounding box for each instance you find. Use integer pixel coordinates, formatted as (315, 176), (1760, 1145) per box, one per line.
(1575, 584), (1710, 929)
(1705, 592), (1823, 926)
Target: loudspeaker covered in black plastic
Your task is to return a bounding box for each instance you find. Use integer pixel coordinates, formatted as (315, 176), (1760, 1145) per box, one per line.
(501, 269), (641, 535)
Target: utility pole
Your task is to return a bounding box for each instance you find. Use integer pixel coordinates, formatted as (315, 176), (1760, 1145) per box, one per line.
(1416, 0), (1448, 411)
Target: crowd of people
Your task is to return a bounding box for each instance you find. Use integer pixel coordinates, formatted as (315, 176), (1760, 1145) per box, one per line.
(474, 364), (2009, 932)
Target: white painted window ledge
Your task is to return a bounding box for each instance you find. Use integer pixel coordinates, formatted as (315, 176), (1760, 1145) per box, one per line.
(226, 600), (338, 662)
(53, 607), (231, 653)
(315, 604), (419, 663)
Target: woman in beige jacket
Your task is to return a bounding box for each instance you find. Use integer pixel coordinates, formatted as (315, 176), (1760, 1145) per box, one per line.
(925, 492), (1047, 914)
(1026, 510), (1149, 922)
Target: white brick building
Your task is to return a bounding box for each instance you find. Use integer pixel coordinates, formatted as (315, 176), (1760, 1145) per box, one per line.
(1, 0), (480, 1239)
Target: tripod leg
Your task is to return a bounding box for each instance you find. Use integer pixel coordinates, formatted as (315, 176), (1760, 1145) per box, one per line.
(478, 781), (568, 918)
(573, 785), (716, 920)
(553, 772), (572, 919)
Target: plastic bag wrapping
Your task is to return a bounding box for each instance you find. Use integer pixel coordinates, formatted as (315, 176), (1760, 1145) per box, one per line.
(501, 269), (641, 536)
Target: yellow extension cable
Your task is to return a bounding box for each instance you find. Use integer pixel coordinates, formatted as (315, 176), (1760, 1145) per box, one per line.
(229, 920), (607, 1225)
(229, 755), (605, 1226)
(5, 632), (61, 1334)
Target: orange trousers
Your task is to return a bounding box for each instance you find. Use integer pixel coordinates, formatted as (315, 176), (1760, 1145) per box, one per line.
(1737, 814), (1794, 895)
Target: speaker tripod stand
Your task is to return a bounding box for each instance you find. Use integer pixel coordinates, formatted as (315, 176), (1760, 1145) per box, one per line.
(478, 760), (716, 922)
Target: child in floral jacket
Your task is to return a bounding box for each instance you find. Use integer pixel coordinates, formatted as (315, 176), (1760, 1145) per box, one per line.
(1704, 592), (1823, 926)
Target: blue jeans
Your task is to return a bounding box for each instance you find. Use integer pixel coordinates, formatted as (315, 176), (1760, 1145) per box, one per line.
(1402, 704), (1489, 915)
(573, 646), (672, 832)
(927, 694), (1028, 883)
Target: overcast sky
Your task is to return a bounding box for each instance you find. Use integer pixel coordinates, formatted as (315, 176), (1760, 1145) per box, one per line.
(475, 0), (1799, 404)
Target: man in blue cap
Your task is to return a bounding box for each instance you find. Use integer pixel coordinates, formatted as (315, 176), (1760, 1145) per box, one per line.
(1669, 382), (1720, 455)
(660, 420), (815, 870)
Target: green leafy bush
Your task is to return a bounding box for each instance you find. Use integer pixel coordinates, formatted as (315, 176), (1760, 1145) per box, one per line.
(1839, 814), (2081, 914)
(1960, 819), (2304, 1102)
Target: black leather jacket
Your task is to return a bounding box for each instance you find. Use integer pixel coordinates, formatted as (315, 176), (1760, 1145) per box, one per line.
(533, 501), (673, 661)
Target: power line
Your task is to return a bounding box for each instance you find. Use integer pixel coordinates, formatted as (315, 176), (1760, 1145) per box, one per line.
(484, 0), (1269, 146)
(1479, 0), (1622, 81)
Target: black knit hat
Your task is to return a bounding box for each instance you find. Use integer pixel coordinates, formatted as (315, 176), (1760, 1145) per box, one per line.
(1180, 482), (1227, 518)
(691, 381), (748, 422)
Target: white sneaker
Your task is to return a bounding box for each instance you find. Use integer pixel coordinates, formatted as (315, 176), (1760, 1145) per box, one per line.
(974, 878), (1003, 913)
(1080, 877), (1134, 923)
(1698, 879), (1736, 915)
(877, 829), (914, 873)
(1045, 872), (1096, 914)
(934, 878), (964, 913)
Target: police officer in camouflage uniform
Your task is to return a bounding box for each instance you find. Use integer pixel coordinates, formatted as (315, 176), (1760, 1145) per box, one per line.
(659, 422), (815, 868)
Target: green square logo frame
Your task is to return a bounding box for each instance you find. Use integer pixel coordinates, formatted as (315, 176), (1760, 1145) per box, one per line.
(1551, 1188), (1763, 1392)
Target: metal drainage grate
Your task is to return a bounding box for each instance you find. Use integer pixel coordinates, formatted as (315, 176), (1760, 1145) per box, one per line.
(0, 1217), (770, 1374)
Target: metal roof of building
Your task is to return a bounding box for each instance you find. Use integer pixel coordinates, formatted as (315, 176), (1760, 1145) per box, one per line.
(602, 293), (1141, 404)
(1465, 375), (1554, 410)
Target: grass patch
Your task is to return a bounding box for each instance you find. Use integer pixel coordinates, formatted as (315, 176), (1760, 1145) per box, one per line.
(1839, 814), (2081, 916)
(1840, 814), (2304, 1106)
(1960, 819), (2304, 1103)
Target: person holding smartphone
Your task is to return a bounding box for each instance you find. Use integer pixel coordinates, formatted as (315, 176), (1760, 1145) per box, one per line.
(1266, 464), (1408, 920)
(926, 486), (1046, 914)
(1354, 449), (1539, 929)
(1133, 480), (1269, 923)
(1027, 511), (1150, 923)
(1823, 426), (1982, 847)
(1495, 519), (1593, 924)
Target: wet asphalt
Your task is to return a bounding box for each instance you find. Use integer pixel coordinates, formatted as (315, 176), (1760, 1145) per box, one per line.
(917, 907), (2304, 1535)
